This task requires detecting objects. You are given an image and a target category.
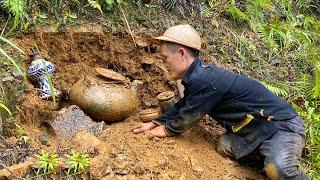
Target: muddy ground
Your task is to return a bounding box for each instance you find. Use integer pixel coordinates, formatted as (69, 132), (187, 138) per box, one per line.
(0, 31), (264, 179)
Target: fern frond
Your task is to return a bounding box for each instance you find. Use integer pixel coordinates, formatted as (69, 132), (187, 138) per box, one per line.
(310, 50), (320, 99)
(2, 0), (27, 31)
(261, 81), (289, 98)
(296, 73), (313, 100)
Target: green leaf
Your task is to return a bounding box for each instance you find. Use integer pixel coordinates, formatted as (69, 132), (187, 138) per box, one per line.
(87, 0), (103, 15)
(0, 102), (12, 116)
(0, 47), (26, 79)
(2, 0), (27, 31)
(0, 36), (25, 54)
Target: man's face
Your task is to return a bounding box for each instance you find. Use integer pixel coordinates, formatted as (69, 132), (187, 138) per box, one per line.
(160, 43), (186, 80)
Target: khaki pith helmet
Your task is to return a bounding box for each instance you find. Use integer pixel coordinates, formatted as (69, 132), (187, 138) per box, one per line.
(153, 24), (201, 51)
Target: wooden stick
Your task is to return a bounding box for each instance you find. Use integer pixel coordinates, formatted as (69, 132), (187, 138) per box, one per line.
(118, 5), (137, 47)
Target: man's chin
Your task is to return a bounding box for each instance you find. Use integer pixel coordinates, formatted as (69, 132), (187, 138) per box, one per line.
(169, 75), (180, 81)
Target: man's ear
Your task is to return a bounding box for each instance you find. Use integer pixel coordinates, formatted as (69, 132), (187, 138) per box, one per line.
(178, 48), (187, 58)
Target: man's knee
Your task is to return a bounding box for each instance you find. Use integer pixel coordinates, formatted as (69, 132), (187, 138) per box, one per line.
(265, 161), (308, 180)
(216, 133), (234, 158)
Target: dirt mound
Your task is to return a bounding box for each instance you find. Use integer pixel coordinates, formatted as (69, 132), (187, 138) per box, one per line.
(86, 119), (262, 179)
(6, 32), (264, 179)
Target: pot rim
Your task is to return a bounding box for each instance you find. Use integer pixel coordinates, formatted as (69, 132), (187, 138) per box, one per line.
(157, 91), (175, 101)
(139, 108), (161, 115)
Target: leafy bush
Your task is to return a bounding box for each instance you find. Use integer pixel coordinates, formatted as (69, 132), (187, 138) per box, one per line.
(14, 123), (29, 144)
(67, 150), (91, 174)
(36, 151), (59, 174)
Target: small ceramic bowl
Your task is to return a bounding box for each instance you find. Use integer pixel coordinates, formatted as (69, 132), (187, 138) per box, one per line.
(157, 91), (175, 102)
(138, 108), (161, 122)
(157, 91), (176, 113)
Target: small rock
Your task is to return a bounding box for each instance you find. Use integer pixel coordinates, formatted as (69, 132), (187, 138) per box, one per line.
(2, 75), (15, 82)
(141, 57), (154, 65)
(179, 173), (187, 180)
(190, 158), (204, 173)
(91, 121), (106, 135)
(130, 80), (143, 95)
(166, 139), (176, 145)
(11, 69), (24, 79)
(115, 169), (128, 175)
(38, 134), (49, 145)
(74, 131), (101, 152)
(52, 105), (105, 139)
(159, 172), (171, 179)
(273, 59), (281, 66)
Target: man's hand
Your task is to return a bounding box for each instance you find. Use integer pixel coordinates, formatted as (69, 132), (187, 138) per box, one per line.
(146, 125), (170, 139)
(132, 122), (158, 134)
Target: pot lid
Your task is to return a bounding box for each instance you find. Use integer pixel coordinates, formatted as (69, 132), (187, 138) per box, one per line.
(95, 67), (126, 81)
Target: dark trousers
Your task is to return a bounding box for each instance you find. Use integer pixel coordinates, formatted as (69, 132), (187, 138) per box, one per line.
(217, 116), (309, 180)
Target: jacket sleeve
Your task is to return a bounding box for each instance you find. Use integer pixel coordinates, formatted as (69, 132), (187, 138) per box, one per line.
(154, 96), (186, 125)
(164, 79), (224, 136)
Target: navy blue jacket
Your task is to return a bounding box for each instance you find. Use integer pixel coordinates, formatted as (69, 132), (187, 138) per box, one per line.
(155, 59), (298, 159)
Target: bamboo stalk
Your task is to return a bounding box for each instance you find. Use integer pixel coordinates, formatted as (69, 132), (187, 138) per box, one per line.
(118, 5), (137, 47)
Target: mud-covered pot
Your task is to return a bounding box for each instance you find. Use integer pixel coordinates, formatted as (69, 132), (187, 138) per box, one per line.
(157, 91), (176, 113)
(69, 76), (138, 122)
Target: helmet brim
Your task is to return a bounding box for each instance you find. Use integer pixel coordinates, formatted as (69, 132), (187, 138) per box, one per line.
(150, 36), (201, 51)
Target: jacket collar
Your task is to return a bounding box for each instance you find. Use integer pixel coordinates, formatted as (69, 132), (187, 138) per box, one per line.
(182, 58), (201, 83)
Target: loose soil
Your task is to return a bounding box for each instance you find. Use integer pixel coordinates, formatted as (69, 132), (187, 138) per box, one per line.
(2, 31), (264, 179)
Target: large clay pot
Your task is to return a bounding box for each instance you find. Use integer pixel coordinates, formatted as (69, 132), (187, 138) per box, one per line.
(69, 76), (138, 122)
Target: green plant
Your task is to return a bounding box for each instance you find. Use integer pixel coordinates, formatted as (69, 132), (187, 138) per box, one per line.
(2, 0), (28, 32)
(63, 10), (77, 24)
(87, 0), (123, 14)
(201, 0), (217, 18)
(67, 150), (91, 174)
(292, 100), (320, 177)
(162, 0), (177, 11)
(295, 0), (312, 9)
(87, 0), (104, 14)
(0, 101), (12, 116)
(0, 36), (26, 80)
(245, 0), (273, 21)
(36, 151), (59, 174)
(41, 61), (57, 106)
(226, 0), (249, 23)
(14, 123), (29, 144)
(261, 81), (289, 99)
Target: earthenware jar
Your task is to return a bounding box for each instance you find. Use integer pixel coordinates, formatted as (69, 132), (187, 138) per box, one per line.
(138, 108), (161, 122)
(69, 73), (138, 122)
(157, 91), (176, 113)
(27, 57), (61, 99)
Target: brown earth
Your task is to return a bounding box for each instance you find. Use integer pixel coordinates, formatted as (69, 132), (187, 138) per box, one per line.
(6, 32), (265, 179)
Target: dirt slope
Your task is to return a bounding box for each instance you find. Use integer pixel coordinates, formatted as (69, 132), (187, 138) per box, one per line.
(9, 31), (264, 179)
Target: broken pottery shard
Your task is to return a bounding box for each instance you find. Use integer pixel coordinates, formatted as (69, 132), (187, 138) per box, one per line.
(52, 105), (105, 139)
